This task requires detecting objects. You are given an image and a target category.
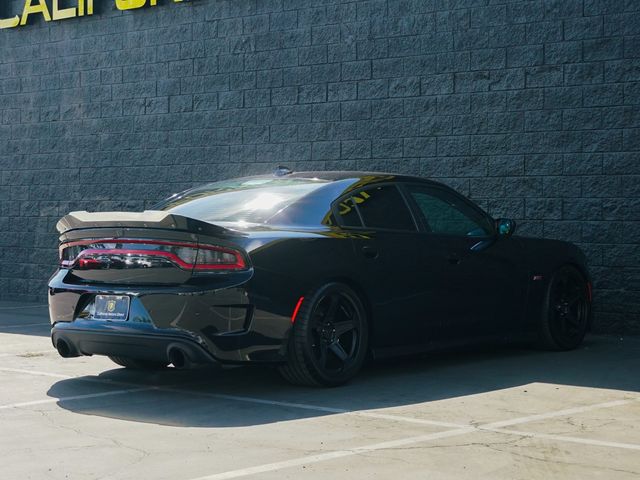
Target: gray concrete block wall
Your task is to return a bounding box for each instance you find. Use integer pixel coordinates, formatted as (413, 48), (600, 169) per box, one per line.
(0, 0), (638, 332)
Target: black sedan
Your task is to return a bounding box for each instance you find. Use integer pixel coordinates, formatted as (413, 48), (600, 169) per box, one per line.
(49, 170), (592, 386)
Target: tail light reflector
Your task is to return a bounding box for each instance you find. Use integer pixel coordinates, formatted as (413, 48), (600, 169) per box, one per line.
(59, 239), (246, 272)
(195, 246), (245, 270)
(291, 296), (305, 323)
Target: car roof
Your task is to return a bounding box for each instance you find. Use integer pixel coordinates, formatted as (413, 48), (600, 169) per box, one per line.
(156, 170), (491, 229)
(261, 170), (442, 186)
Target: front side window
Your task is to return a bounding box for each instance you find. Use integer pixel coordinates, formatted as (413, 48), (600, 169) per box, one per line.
(407, 185), (493, 237)
(339, 184), (416, 231)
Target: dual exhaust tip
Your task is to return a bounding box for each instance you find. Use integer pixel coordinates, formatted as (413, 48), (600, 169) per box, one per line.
(167, 346), (191, 369)
(55, 338), (79, 358)
(55, 338), (195, 369)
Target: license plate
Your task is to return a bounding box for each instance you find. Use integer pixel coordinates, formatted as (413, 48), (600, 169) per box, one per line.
(94, 295), (130, 321)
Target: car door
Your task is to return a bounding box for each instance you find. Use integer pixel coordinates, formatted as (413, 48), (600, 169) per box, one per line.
(334, 183), (443, 351)
(402, 183), (526, 341)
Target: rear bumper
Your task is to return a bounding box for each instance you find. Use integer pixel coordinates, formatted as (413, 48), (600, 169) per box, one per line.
(52, 321), (217, 366)
(48, 270), (292, 364)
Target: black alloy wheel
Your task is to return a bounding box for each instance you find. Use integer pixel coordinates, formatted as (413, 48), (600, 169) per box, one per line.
(310, 291), (361, 372)
(539, 266), (590, 351)
(279, 283), (368, 387)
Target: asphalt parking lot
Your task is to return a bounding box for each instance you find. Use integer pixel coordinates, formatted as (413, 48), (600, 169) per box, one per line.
(1, 301), (639, 479)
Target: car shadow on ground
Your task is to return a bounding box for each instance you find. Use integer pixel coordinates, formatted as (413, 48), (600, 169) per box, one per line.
(46, 335), (640, 428)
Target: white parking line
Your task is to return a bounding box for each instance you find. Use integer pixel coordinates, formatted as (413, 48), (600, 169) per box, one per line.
(0, 367), (468, 429)
(190, 427), (476, 480)
(480, 399), (633, 429)
(0, 305), (48, 311)
(350, 411), (467, 429)
(0, 367), (168, 392)
(2, 364), (640, 478)
(487, 427), (640, 451)
(164, 389), (467, 429)
(2, 366), (638, 429)
(186, 397), (640, 480)
(0, 323), (50, 329)
(0, 387), (155, 411)
(0, 367), (72, 379)
(189, 423), (640, 480)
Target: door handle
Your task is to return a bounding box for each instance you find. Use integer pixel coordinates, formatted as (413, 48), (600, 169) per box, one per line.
(361, 245), (379, 259)
(447, 253), (461, 265)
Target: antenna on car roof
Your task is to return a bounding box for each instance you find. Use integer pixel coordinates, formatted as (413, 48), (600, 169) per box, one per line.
(274, 166), (293, 176)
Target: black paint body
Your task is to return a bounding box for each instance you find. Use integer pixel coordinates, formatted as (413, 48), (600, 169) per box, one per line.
(49, 172), (591, 365)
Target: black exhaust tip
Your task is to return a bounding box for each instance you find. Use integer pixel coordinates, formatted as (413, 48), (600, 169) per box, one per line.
(56, 338), (78, 358)
(168, 347), (189, 369)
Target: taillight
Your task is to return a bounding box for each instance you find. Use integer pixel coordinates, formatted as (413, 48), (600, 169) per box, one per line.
(59, 239), (246, 272)
(195, 245), (246, 270)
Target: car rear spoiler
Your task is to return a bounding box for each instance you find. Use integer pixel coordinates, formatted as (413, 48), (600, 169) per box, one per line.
(56, 211), (233, 237)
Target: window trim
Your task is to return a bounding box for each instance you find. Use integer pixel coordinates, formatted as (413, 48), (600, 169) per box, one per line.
(400, 182), (497, 238)
(331, 182), (420, 233)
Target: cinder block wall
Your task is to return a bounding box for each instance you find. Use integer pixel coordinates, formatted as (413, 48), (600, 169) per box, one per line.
(0, 0), (638, 332)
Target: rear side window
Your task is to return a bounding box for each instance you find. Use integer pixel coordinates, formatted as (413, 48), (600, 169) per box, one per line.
(342, 184), (416, 231)
(336, 197), (362, 227)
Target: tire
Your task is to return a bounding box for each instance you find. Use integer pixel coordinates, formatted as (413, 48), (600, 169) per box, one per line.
(278, 282), (369, 387)
(109, 356), (168, 370)
(537, 265), (590, 351)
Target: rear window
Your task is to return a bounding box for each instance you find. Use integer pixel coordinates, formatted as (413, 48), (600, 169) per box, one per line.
(155, 178), (329, 225)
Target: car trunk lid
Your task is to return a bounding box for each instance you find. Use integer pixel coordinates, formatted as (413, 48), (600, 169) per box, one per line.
(57, 211), (249, 285)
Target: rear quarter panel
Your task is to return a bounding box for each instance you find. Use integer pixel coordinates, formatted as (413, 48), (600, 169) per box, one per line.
(239, 230), (362, 319)
(233, 229), (366, 359)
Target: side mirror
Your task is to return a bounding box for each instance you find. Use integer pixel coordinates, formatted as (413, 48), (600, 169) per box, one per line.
(496, 218), (516, 238)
